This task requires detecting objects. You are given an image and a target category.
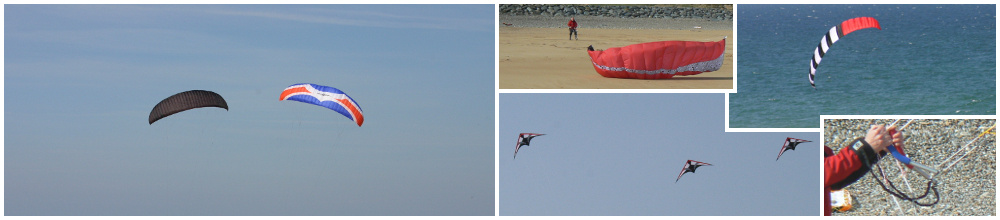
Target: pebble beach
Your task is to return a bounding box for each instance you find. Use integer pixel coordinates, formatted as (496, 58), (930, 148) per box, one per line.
(824, 119), (996, 216)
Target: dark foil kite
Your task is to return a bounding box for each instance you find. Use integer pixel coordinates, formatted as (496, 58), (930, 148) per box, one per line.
(149, 90), (229, 124)
(676, 160), (712, 183)
(514, 133), (545, 159)
(776, 137), (812, 161)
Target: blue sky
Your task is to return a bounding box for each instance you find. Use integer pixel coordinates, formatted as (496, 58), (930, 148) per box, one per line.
(500, 93), (820, 216)
(4, 4), (494, 215)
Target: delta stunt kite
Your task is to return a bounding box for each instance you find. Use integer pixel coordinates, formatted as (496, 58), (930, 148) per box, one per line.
(514, 133), (545, 159)
(776, 137), (812, 161)
(676, 160), (712, 183)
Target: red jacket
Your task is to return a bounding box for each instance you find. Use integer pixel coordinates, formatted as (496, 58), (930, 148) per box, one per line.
(568, 20), (578, 29)
(823, 141), (884, 216)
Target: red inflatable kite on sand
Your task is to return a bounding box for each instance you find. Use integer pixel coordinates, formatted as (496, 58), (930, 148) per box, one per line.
(587, 37), (726, 79)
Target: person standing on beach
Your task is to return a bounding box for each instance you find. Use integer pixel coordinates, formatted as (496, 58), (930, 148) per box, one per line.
(568, 17), (578, 40)
(823, 125), (902, 216)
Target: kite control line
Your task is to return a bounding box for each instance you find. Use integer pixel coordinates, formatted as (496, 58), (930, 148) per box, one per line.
(851, 137), (940, 206)
(871, 161), (940, 206)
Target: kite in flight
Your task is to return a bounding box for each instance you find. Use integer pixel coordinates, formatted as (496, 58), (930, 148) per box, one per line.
(809, 17), (881, 88)
(149, 90), (229, 124)
(280, 83), (364, 127)
(514, 133), (545, 159)
(587, 37), (726, 79)
(776, 137), (813, 161)
(676, 160), (712, 183)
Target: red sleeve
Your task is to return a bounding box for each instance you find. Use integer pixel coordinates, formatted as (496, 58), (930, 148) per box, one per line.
(825, 147), (862, 186)
(824, 186), (831, 216)
(568, 21), (577, 28)
(824, 144), (883, 190)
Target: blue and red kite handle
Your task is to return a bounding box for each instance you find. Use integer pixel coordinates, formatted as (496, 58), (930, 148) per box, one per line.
(887, 144), (938, 180)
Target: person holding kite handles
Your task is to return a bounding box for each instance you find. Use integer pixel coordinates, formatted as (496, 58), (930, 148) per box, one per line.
(823, 125), (903, 215)
(567, 17), (578, 40)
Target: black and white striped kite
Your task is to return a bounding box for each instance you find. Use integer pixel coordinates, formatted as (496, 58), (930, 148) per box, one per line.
(810, 17), (881, 88)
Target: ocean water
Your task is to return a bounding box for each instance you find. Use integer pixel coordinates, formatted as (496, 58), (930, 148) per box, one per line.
(730, 5), (996, 128)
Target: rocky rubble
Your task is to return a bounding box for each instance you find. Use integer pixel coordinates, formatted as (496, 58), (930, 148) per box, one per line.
(499, 4), (732, 21)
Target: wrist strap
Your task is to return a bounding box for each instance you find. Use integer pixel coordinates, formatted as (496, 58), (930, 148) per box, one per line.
(853, 138), (871, 151)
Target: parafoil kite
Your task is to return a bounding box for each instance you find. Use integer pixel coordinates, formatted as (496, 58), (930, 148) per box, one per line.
(514, 133), (545, 159)
(149, 90), (229, 124)
(676, 160), (712, 183)
(280, 83), (364, 127)
(776, 137), (812, 161)
(587, 37), (726, 79)
(809, 17), (881, 88)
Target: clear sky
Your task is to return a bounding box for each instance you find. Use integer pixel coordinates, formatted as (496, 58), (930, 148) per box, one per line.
(499, 93), (820, 216)
(4, 4), (494, 215)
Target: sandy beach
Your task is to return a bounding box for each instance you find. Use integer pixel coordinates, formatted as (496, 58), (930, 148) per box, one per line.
(499, 16), (733, 89)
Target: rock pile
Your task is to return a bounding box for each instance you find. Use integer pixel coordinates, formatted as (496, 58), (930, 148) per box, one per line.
(499, 4), (732, 21)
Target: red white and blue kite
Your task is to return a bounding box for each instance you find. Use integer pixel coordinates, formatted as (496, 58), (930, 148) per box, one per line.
(514, 133), (545, 159)
(280, 83), (364, 127)
(776, 137), (812, 161)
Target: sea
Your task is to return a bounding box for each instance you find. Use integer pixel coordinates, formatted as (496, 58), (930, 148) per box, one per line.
(730, 5), (996, 128)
